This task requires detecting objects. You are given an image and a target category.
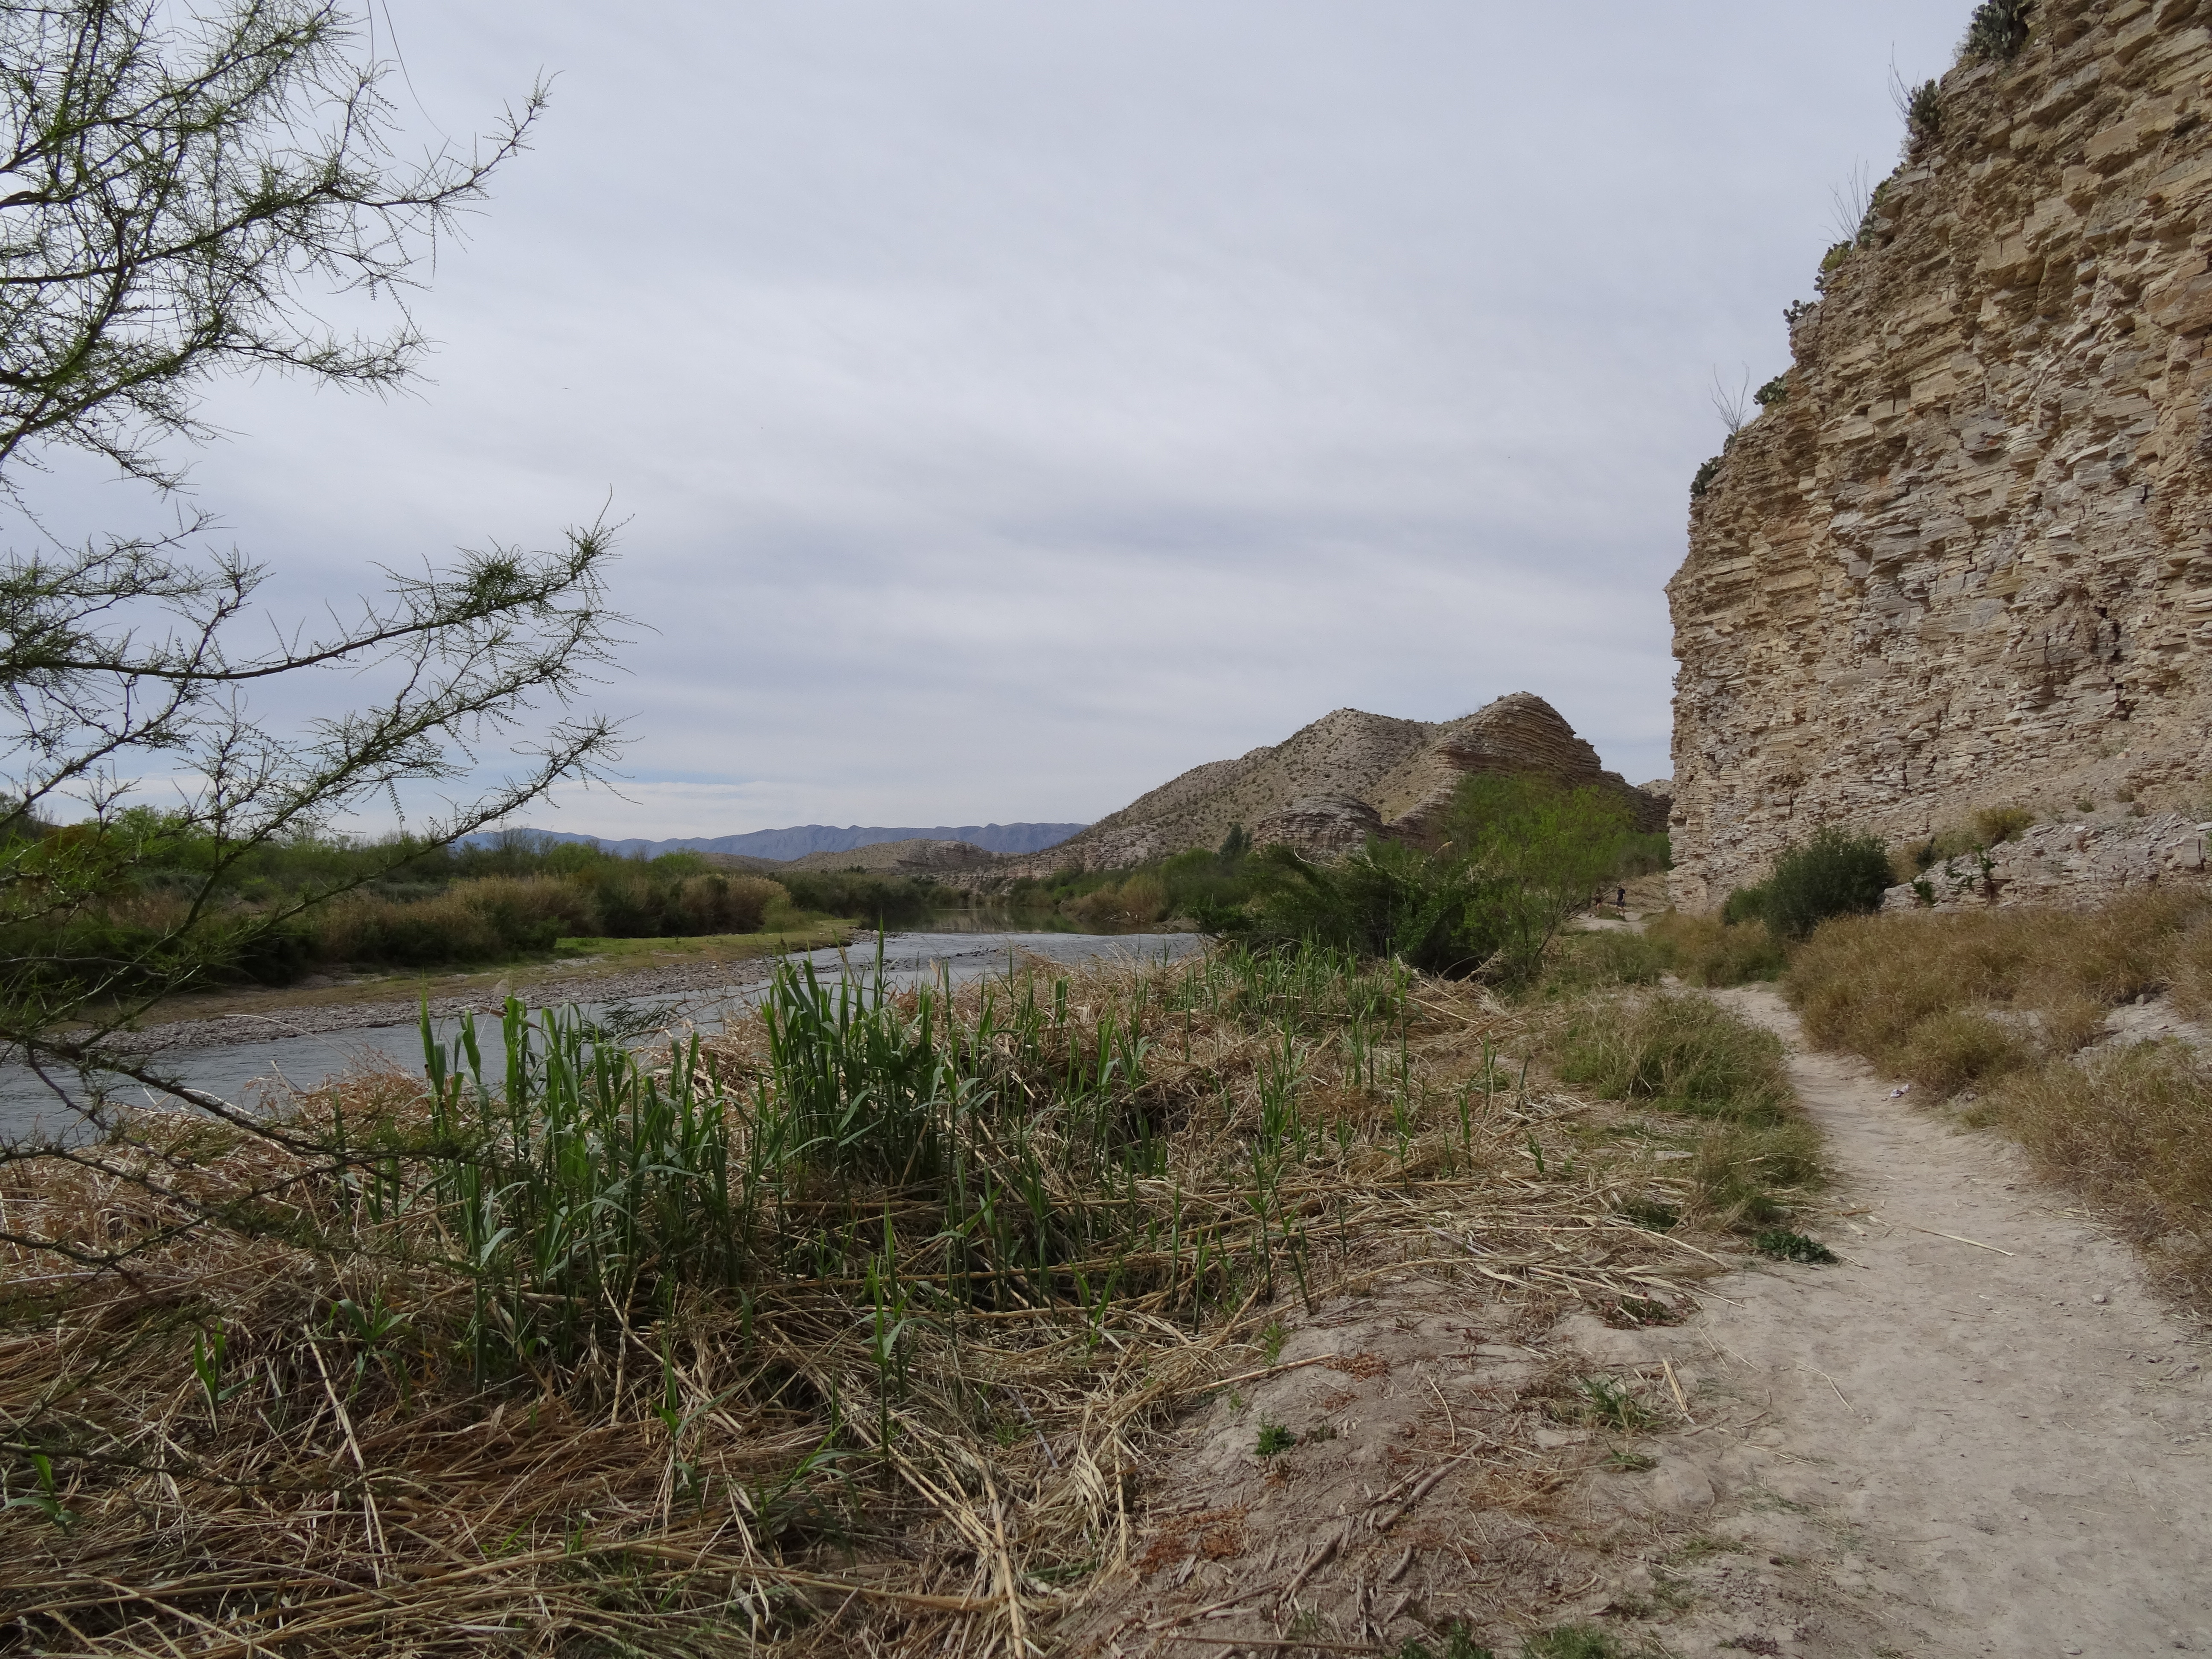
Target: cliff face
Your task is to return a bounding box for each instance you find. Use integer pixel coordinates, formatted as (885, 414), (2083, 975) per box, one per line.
(1668, 0), (2212, 909)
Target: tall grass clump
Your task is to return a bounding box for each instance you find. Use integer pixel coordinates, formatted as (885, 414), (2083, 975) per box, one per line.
(1558, 992), (1818, 1231)
(0, 942), (1735, 1654)
(1978, 1041), (2212, 1299)
(1231, 772), (1647, 987)
(1644, 910), (1788, 986)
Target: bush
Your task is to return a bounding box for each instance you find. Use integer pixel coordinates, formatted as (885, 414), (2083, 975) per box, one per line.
(1904, 78), (1942, 150)
(1962, 0), (2033, 63)
(1235, 838), (1508, 979)
(1760, 825), (1892, 940)
(1690, 456), (1721, 499)
(777, 870), (943, 928)
(1753, 374), (1788, 407)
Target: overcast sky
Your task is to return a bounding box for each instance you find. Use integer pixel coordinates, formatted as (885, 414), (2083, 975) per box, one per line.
(25, 2), (1971, 838)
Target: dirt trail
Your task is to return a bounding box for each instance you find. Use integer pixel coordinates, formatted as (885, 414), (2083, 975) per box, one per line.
(1630, 986), (2212, 1656)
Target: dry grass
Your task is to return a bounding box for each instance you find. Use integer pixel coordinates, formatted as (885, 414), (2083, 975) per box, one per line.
(1643, 912), (1787, 987)
(1973, 1042), (2212, 1303)
(0, 945), (1744, 1656)
(1785, 889), (2212, 1086)
(1782, 887), (2212, 1306)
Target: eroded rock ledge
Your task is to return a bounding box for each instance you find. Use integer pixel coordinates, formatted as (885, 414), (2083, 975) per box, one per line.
(1668, 0), (2212, 910)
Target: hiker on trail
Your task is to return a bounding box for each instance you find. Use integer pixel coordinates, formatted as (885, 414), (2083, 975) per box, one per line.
(1616, 886), (1626, 907)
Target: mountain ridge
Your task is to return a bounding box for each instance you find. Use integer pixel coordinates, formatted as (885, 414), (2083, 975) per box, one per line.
(471, 822), (1087, 862)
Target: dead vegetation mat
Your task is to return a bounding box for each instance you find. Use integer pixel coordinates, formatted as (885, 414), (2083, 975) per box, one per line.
(0, 946), (1783, 1656)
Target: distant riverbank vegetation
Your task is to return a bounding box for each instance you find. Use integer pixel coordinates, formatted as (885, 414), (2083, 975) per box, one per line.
(0, 814), (958, 995)
(1017, 776), (1671, 988)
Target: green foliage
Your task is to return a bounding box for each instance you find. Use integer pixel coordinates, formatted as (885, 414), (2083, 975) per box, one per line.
(1542, 928), (1668, 995)
(1753, 374), (1789, 407)
(1760, 826), (1894, 940)
(1396, 1625), (1494, 1659)
(1440, 773), (1640, 980)
(1254, 1422), (1297, 1458)
(1690, 456), (1722, 499)
(1522, 1626), (1621, 1659)
(1575, 1375), (1649, 1430)
(1237, 838), (1505, 978)
(1229, 774), (1645, 985)
(1962, 0), (2033, 63)
(774, 869), (942, 929)
(1753, 1228), (1838, 1264)
(1905, 77), (1943, 148)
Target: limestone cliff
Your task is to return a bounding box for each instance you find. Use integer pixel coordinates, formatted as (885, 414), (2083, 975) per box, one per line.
(1668, 0), (2212, 909)
(990, 693), (1660, 878)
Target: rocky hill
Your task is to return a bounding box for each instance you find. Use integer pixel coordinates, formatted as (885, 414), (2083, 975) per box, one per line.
(1669, 0), (2212, 909)
(986, 693), (1663, 877)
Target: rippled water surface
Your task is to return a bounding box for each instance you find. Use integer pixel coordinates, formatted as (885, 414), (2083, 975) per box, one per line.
(0, 930), (1204, 1143)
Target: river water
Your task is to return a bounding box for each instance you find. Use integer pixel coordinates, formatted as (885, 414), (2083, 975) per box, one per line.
(0, 930), (1204, 1144)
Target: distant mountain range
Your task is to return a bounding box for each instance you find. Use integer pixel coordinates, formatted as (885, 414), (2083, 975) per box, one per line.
(469, 822), (1088, 862)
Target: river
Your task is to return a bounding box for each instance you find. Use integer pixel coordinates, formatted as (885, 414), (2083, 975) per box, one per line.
(0, 929), (1205, 1143)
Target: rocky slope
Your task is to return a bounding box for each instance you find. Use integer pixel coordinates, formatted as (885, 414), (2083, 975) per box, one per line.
(987, 693), (1662, 876)
(1668, 0), (2212, 909)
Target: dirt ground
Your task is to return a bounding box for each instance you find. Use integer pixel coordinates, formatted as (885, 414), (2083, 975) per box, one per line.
(1067, 985), (2211, 1658)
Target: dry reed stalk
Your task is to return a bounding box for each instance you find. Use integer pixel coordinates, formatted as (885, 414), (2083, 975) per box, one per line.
(0, 947), (1735, 1655)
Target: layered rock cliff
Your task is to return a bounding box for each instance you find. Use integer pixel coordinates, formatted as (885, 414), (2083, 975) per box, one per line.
(1668, 0), (2212, 909)
(991, 693), (1661, 877)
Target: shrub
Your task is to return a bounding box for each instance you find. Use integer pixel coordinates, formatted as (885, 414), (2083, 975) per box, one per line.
(1647, 911), (1789, 987)
(1753, 374), (1789, 407)
(1904, 78), (1942, 150)
(1972, 805), (2034, 846)
(1560, 992), (1793, 1124)
(1690, 456), (1721, 499)
(1235, 839), (1508, 979)
(1962, 0), (2033, 63)
(1761, 826), (1892, 940)
(1720, 883), (1768, 926)
(777, 870), (943, 928)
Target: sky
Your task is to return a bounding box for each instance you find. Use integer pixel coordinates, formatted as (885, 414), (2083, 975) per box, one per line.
(20, 1), (1971, 839)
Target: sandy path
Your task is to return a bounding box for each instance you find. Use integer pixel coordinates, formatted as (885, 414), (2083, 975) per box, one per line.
(1625, 986), (2212, 1657)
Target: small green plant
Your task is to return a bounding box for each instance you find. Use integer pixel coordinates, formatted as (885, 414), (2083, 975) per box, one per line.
(1753, 1228), (1838, 1264)
(1522, 1624), (1622, 1659)
(1397, 1624), (1495, 1659)
(1690, 456), (1722, 499)
(2077, 796), (2096, 813)
(1962, 0), (2033, 63)
(1577, 1375), (1649, 1431)
(1911, 876), (1935, 908)
(1255, 1421), (1297, 1458)
(1617, 1198), (1679, 1233)
(1753, 374), (1789, 407)
(1259, 1319), (1289, 1365)
(1603, 1449), (1659, 1473)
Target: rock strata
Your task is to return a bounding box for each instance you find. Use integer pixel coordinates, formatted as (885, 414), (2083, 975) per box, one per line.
(1668, 0), (2212, 910)
(985, 693), (1659, 876)
(1882, 810), (2212, 911)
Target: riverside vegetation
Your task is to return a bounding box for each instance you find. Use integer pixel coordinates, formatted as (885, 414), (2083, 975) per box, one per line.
(0, 815), (954, 996)
(1640, 809), (2212, 1309)
(0, 777), (1820, 1656)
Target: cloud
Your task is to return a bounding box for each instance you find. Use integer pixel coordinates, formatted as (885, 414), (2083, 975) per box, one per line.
(6, 0), (1970, 841)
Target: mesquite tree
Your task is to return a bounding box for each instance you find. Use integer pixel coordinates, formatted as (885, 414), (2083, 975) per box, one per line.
(0, 0), (624, 1151)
